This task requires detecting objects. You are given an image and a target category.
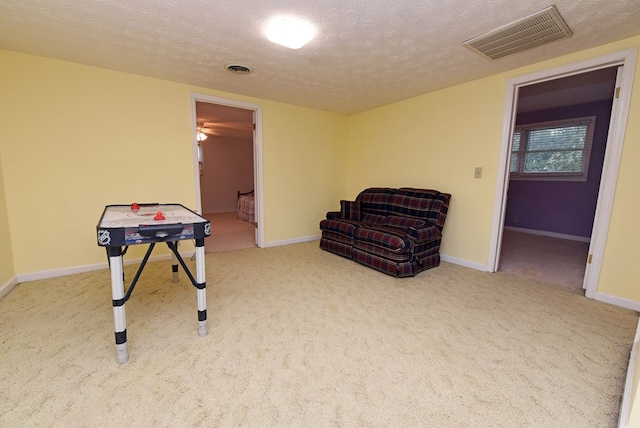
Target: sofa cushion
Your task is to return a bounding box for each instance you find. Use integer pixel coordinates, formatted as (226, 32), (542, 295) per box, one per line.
(340, 200), (361, 220)
(320, 238), (353, 259)
(354, 226), (412, 252)
(320, 231), (354, 245)
(319, 219), (361, 238)
(382, 215), (426, 229)
(406, 226), (441, 243)
(361, 213), (386, 226)
(357, 188), (436, 219)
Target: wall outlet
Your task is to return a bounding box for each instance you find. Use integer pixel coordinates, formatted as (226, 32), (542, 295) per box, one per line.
(474, 167), (483, 178)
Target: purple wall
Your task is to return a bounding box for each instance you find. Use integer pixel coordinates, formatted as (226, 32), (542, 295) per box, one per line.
(504, 100), (613, 238)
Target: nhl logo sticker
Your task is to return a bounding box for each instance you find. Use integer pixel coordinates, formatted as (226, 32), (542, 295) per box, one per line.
(204, 223), (211, 236)
(98, 229), (111, 246)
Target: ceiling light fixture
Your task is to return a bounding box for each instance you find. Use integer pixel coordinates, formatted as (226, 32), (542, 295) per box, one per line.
(197, 132), (207, 141)
(265, 16), (316, 49)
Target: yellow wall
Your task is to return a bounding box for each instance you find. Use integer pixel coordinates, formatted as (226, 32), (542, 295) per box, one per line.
(1, 36), (639, 302)
(0, 154), (15, 283)
(596, 59), (640, 300)
(348, 78), (505, 262)
(0, 50), (347, 274)
(261, 102), (348, 242)
(348, 36), (640, 302)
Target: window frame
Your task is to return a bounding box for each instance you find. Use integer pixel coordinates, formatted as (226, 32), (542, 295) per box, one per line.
(510, 116), (596, 181)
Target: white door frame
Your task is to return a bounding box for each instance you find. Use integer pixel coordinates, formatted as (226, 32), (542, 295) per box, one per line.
(189, 92), (265, 248)
(488, 48), (637, 304)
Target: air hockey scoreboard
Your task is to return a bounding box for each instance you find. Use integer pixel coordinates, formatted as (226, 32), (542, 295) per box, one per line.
(97, 203), (210, 246)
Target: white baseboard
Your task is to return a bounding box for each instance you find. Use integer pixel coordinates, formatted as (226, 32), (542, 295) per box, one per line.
(505, 226), (591, 242)
(0, 276), (19, 300)
(440, 254), (489, 272)
(17, 262), (108, 283)
(10, 237), (640, 314)
(263, 235), (320, 248)
(592, 291), (640, 312)
(15, 253), (192, 284)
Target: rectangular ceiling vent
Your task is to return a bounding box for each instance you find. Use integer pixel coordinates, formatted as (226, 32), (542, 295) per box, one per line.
(462, 5), (573, 61)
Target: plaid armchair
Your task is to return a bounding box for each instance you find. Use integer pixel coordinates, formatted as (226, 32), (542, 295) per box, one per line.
(319, 188), (451, 277)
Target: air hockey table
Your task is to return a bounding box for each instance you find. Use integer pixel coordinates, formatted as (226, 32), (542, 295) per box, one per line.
(96, 203), (211, 364)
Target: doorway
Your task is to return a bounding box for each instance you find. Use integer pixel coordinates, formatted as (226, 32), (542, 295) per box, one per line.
(488, 48), (637, 302)
(190, 93), (264, 251)
(497, 67), (617, 290)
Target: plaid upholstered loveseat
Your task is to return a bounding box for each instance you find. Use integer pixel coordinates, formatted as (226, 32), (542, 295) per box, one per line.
(319, 187), (451, 277)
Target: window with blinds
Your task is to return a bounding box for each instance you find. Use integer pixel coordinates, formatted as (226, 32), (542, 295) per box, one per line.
(510, 116), (596, 181)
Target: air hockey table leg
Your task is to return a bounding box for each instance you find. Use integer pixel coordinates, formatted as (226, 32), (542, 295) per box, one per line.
(195, 238), (207, 337)
(171, 241), (179, 283)
(108, 247), (128, 364)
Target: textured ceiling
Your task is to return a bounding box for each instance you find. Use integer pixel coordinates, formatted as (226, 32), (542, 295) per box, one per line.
(1, 0), (639, 115)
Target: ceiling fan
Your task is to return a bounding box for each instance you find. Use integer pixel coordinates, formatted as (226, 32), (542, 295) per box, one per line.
(196, 122), (222, 137)
(195, 116), (254, 141)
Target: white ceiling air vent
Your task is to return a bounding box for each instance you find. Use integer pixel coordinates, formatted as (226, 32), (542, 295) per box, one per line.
(224, 64), (254, 74)
(462, 5), (573, 61)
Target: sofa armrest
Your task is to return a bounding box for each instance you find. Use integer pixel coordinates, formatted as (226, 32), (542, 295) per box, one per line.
(406, 225), (442, 243)
(326, 211), (342, 220)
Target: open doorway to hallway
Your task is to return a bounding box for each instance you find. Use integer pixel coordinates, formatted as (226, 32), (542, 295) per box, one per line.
(194, 100), (257, 253)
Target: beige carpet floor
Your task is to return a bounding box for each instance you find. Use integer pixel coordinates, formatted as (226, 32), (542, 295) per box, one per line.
(204, 212), (256, 253)
(0, 241), (637, 427)
(499, 229), (590, 291)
